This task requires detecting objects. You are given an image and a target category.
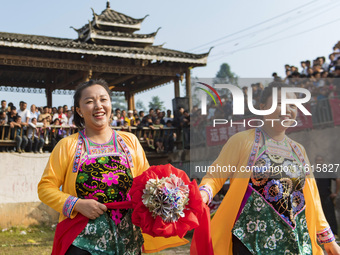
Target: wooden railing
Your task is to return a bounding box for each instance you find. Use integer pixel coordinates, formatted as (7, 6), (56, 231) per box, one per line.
(0, 125), (180, 151)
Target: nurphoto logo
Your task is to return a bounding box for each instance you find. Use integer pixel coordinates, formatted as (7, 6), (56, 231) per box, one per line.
(197, 83), (312, 128)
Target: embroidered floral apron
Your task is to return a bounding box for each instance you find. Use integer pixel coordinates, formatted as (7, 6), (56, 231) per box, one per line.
(232, 129), (312, 254)
(72, 130), (143, 255)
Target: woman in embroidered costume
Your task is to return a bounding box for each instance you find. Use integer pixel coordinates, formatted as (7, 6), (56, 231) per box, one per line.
(199, 82), (340, 255)
(38, 79), (186, 255)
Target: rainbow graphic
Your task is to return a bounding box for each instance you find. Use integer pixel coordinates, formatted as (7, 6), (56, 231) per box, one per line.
(196, 82), (223, 106)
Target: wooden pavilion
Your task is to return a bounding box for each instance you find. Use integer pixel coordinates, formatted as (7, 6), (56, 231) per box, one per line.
(0, 1), (209, 109)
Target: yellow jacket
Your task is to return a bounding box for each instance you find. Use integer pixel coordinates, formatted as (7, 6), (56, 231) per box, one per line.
(38, 131), (187, 253)
(200, 129), (330, 255)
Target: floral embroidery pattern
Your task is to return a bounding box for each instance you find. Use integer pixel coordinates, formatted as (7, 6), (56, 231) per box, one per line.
(73, 131), (142, 254)
(73, 211), (143, 255)
(102, 172), (119, 186)
(76, 173), (89, 184)
(263, 179), (283, 202)
(232, 190), (312, 254)
(85, 158), (96, 166)
(98, 156), (109, 164)
(111, 209), (123, 225)
(250, 149), (306, 228)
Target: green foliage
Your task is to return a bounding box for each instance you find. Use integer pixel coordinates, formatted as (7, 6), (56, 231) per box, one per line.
(148, 96), (165, 111)
(111, 95), (127, 111)
(136, 99), (146, 112)
(215, 63), (238, 85)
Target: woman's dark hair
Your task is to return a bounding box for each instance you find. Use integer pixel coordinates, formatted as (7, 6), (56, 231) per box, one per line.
(260, 81), (292, 105)
(73, 79), (111, 128)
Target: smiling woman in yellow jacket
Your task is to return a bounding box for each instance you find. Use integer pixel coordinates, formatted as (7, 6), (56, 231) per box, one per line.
(38, 79), (186, 255)
(199, 82), (340, 255)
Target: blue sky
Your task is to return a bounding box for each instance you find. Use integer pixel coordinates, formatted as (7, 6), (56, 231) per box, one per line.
(1, 0), (340, 110)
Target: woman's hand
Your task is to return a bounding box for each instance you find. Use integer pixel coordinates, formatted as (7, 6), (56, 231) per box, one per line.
(74, 199), (107, 220)
(200, 190), (209, 204)
(324, 241), (340, 255)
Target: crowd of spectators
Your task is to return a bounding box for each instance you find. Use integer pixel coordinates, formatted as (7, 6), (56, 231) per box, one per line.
(272, 41), (340, 101)
(0, 99), (189, 154)
(198, 41), (340, 125)
(0, 100), (76, 153)
(109, 107), (190, 152)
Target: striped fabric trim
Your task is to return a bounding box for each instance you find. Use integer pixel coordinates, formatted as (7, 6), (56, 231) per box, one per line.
(62, 195), (79, 218)
(72, 134), (84, 173)
(116, 133), (134, 169)
(317, 226), (335, 244)
(287, 138), (310, 176)
(199, 185), (213, 205)
(246, 128), (261, 168)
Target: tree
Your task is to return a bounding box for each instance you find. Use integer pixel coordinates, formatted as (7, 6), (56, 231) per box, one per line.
(215, 63), (238, 85)
(136, 99), (146, 112)
(148, 96), (165, 111)
(111, 94), (127, 111)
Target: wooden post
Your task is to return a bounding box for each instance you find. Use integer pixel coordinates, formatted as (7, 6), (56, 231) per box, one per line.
(174, 76), (180, 98)
(131, 93), (135, 110)
(185, 68), (192, 111)
(84, 69), (93, 82)
(126, 91), (134, 110)
(46, 87), (53, 107)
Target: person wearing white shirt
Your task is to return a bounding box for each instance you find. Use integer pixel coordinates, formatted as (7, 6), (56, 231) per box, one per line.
(163, 109), (173, 123)
(30, 104), (39, 123)
(66, 110), (74, 126)
(300, 61), (308, 75)
(52, 106), (68, 124)
(17, 101), (30, 127)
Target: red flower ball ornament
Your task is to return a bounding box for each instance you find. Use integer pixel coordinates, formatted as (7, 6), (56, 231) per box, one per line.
(129, 164), (204, 238)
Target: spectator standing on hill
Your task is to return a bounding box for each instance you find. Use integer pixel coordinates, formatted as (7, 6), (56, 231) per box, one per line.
(319, 56), (329, 71)
(328, 54), (336, 72)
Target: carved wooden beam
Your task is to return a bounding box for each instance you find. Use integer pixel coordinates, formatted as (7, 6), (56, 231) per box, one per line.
(108, 74), (136, 86)
(0, 54), (183, 76)
(133, 77), (173, 94)
(54, 71), (85, 90)
(0, 80), (51, 88)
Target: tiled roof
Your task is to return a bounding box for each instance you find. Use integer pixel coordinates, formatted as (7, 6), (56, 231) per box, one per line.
(91, 29), (158, 39)
(96, 8), (145, 25)
(0, 32), (209, 64)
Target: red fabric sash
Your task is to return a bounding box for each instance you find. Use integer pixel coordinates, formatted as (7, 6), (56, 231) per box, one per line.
(190, 203), (214, 255)
(52, 201), (132, 255)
